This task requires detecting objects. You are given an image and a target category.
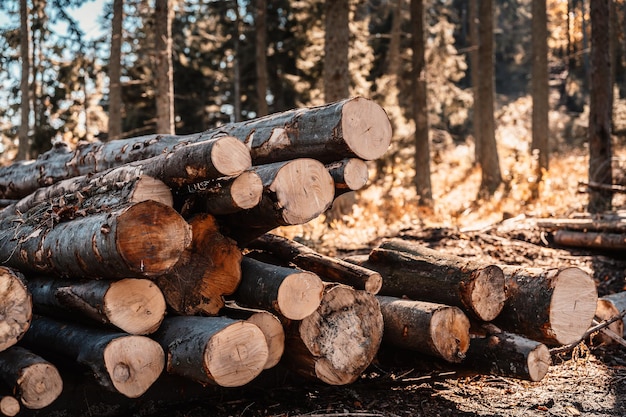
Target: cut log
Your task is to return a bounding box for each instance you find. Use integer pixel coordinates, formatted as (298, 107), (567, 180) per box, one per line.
(0, 396), (19, 416)
(553, 230), (626, 251)
(222, 303), (285, 369)
(344, 238), (506, 321)
(232, 256), (324, 321)
(247, 233), (382, 294)
(282, 283), (384, 385)
(536, 217), (626, 232)
(494, 266), (598, 346)
(376, 296), (470, 363)
(218, 158), (335, 245)
(0, 346), (63, 410)
(0, 200), (192, 279)
(595, 291), (626, 345)
(0, 267), (31, 353)
(326, 158), (369, 196)
(20, 316), (164, 398)
(150, 316), (268, 387)
(26, 277), (166, 335)
(464, 328), (551, 382)
(155, 213), (242, 315)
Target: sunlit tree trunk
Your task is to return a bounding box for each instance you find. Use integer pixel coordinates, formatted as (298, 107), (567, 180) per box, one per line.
(255, 0), (268, 117)
(18, 0), (31, 161)
(469, 0), (480, 162)
(411, 0), (432, 206)
(587, 0), (613, 213)
(324, 0), (350, 102)
(155, 0), (174, 134)
(108, 0), (123, 140)
(531, 0), (549, 177)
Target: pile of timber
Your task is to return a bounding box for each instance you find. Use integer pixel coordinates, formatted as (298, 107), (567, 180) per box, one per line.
(0, 97), (602, 416)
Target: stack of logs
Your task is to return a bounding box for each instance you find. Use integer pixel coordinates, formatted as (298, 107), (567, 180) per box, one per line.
(0, 97), (606, 416)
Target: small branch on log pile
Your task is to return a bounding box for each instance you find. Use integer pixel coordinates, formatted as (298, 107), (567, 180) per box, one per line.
(550, 311), (626, 355)
(155, 213), (242, 315)
(247, 234), (382, 294)
(218, 158), (335, 246)
(282, 283), (384, 385)
(150, 316), (268, 387)
(553, 230), (626, 251)
(26, 277), (166, 335)
(20, 315), (164, 398)
(0, 346), (63, 410)
(0, 395), (19, 416)
(376, 296), (470, 363)
(232, 256), (324, 321)
(344, 238), (506, 322)
(595, 292), (626, 345)
(495, 266), (598, 346)
(0, 200), (192, 279)
(0, 267), (31, 353)
(325, 158), (369, 196)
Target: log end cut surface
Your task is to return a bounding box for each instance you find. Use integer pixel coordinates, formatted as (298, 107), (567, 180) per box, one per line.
(469, 265), (506, 322)
(277, 271), (324, 320)
(103, 336), (165, 398)
(0, 396), (19, 416)
(131, 176), (174, 207)
(550, 267), (598, 345)
(0, 268), (32, 351)
(245, 312), (285, 369)
(104, 279), (167, 335)
(528, 343), (551, 382)
(204, 321), (269, 387)
(341, 158), (369, 190)
(341, 98), (392, 161)
(595, 298), (624, 344)
(211, 136), (253, 176)
(429, 306), (471, 363)
(18, 362), (63, 410)
(231, 171), (263, 210)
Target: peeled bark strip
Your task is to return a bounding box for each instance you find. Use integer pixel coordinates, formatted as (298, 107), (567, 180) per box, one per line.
(0, 346), (63, 410)
(345, 238), (506, 321)
(248, 233), (382, 293)
(376, 296), (470, 363)
(283, 284), (384, 385)
(595, 291), (626, 345)
(155, 213), (242, 315)
(464, 330), (551, 382)
(151, 316), (268, 387)
(0, 267), (31, 352)
(233, 257), (324, 321)
(326, 158), (369, 196)
(219, 159), (335, 245)
(27, 277), (166, 335)
(495, 266), (598, 346)
(553, 230), (626, 251)
(0, 396), (19, 416)
(0, 200), (192, 279)
(20, 316), (164, 398)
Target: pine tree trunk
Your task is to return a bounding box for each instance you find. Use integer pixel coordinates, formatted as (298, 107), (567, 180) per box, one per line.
(324, 0), (350, 102)
(255, 0), (268, 116)
(0, 267), (32, 353)
(18, 0), (31, 161)
(108, 0), (123, 140)
(155, 0), (175, 134)
(531, 0), (550, 174)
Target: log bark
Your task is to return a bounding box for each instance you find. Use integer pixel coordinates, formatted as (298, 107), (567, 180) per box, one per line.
(595, 291), (626, 344)
(345, 238), (506, 321)
(233, 256), (324, 321)
(155, 213), (242, 315)
(282, 283), (384, 385)
(26, 277), (166, 335)
(0, 346), (62, 410)
(494, 266), (598, 345)
(222, 303), (285, 369)
(151, 316), (268, 387)
(247, 233), (382, 293)
(536, 218), (626, 232)
(0, 267), (31, 353)
(0, 200), (192, 279)
(218, 158), (335, 245)
(553, 230), (626, 251)
(376, 296), (470, 363)
(0, 396), (19, 416)
(326, 158), (369, 196)
(20, 316), (164, 398)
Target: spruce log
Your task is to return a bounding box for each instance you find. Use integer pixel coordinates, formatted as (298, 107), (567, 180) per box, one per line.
(0, 267), (31, 352)
(151, 316), (268, 387)
(155, 213), (242, 315)
(0, 200), (192, 279)
(248, 233), (382, 293)
(282, 283), (384, 385)
(0, 346), (62, 410)
(233, 257), (324, 321)
(345, 238), (506, 321)
(0, 396), (19, 416)
(218, 158), (335, 245)
(464, 329), (551, 382)
(20, 316), (164, 398)
(222, 303), (285, 369)
(376, 296), (470, 363)
(494, 266), (598, 345)
(326, 158), (369, 196)
(595, 291), (626, 345)
(553, 229), (626, 251)
(26, 277), (166, 335)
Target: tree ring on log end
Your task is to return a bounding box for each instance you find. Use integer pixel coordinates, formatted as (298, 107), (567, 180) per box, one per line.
(211, 136), (252, 176)
(342, 158), (369, 190)
(469, 265), (506, 322)
(341, 98), (392, 161)
(18, 363), (63, 410)
(429, 306), (470, 363)
(231, 171), (263, 210)
(0, 396), (19, 416)
(276, 271), (324, 320)
(104, 278), (167, 335)
(528, 343), (551, 382)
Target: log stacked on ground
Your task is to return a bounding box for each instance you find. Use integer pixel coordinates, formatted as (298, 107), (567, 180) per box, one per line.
(536, 215), (626, 251)
(0, 267), (32, 353)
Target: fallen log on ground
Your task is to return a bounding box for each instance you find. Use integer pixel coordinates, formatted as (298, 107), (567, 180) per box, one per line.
(247, 234), (382, 294)
(376, 296), (470, 363)
(20, 315), (164, 398)
(282, 283), (384, 385)
(0, 267), (32, 353)
(0, 200), (191, 279)
(26, 277), (166, 335)
(553, 230), (626, 251)
(344, 238), (506, 322)
(494, 265), (598, 346)
(0, 346), (63, 410)
(595, 291), (626, 345)
(536, 217), (626, 232)
(150, 316), (268, 387)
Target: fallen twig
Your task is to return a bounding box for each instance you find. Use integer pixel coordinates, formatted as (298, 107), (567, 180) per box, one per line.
(550, 311), (626, 355)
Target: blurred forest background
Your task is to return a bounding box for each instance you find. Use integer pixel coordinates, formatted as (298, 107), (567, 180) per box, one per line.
(0, 0), (624, 251)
